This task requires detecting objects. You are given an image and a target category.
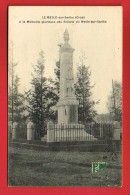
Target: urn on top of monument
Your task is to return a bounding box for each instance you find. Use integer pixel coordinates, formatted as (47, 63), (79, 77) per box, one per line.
(64, 29), (69, 42)
(60, 29), (75, 53)
(59, 29), (75, 98)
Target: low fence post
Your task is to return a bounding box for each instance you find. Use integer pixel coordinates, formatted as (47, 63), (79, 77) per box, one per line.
(47, 122), (55, 143)
(99, 124), (103, 139)
(113, 121), (121, 140)
(12, 122), (18, 141)
(113, 121), (121, 151)
(27, 122), (34, 141)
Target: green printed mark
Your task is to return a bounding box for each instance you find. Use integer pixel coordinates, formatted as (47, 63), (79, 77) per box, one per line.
(92, 162), (107, 173)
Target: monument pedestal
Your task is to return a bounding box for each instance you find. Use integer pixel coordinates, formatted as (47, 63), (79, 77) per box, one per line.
(57, 98), (79, 124)
(53, 123), (97, 142)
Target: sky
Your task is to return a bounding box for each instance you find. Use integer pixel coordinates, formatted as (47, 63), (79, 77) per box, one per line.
(8, 6), (122, 114)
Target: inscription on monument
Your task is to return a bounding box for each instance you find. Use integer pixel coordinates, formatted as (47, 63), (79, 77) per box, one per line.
(70, 105), (77, 123)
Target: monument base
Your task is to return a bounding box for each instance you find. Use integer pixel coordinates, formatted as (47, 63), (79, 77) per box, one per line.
(57, 98), (79, 124)
(54, 124), (97, 142)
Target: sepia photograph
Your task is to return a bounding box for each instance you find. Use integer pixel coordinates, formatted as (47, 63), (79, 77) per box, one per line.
(8, 6), (122, 187)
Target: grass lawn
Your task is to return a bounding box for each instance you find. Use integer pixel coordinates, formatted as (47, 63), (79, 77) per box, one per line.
(8, 147), (122, 187)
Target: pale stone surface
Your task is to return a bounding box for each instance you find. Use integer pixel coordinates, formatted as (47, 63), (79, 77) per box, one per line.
(113, 121), (121, 140)
(55, 123), (84, 129)
(54, 129), (97, 142)
(12, 122), (18, 140)
(113, 129), (121, 140)
(113, 121), (121, 129)
(47, 122), (55, 142)
(27, 122), (34, 140)
(41, 135), (47, 142)
(57, 29), (79, 124)
(46, 122), (97, 143)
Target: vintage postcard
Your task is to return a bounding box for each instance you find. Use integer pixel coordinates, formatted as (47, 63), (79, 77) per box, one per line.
(8, 6), (122, 186)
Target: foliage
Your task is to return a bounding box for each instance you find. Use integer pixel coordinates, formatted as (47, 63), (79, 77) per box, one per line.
(75, 54), (99, 123)
(48, 59), (60, 121)
(8, 75), (26, 123)
(26, 50), (58, 139)
(49, 44), (61, 97)
(94, 113), (112, 123)
(53, 60), (60, 94)
(107, 81), (122, 122)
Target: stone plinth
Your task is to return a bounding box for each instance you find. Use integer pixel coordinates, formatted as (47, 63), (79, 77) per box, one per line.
(54, 124), (97, 142)
(57, 98), (79, 124)
(46, 123), (97, 143)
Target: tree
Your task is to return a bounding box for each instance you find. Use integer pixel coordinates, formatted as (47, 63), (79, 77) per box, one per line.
(49, 44), (61, 96)
(8, 75), (26, 123)
(8, 59), (17, 128)
(47, 48), (61, 121)
(26, 50), (58, 139)
(53, 60), (60, 94)
(8, 41), (26, 126)
(107, 80), (122, 122)
(75, 54), (99, 124)
(50, 43), (63, 96)
(48, 60), (60, 103)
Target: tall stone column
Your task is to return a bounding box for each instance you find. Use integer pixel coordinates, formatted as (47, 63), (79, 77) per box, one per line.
(57, 29), (79, 124)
